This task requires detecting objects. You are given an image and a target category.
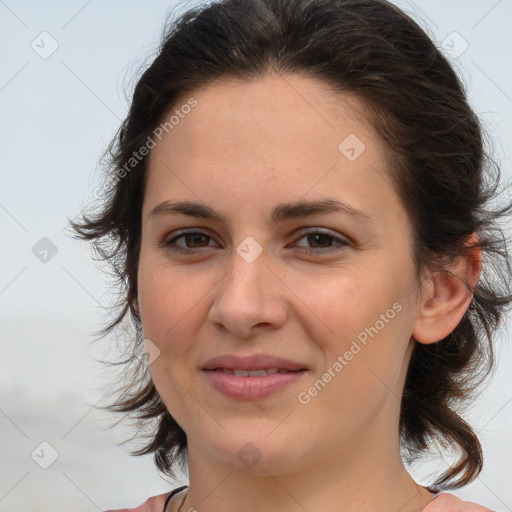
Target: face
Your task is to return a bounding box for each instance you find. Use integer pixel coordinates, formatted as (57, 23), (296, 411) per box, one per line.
(137, 73), (423, 474)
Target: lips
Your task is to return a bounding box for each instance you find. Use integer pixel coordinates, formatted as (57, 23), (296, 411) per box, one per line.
(215, 368), (293, 376)
(202, 354), (308, 400)
(202, 354), (307, 372)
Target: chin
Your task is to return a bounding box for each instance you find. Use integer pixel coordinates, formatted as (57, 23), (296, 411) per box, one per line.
(193, 425), (312, 474)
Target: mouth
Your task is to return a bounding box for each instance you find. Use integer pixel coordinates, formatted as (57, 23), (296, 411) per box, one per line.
(202, 353), (308, 373)
(206, 368), (303, 377)
(201, 355), (308, 400)
(203, 369), (307, 400)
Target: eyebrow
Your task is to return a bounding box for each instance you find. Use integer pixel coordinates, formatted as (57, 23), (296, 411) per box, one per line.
(148, 198), (375, 226)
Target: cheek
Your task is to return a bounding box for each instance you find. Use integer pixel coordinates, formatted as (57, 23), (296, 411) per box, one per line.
(296, 261), (414, 398)
(137, 262), (207, 421)
(138, 260), (176, 338)
(295, 263), (408, 346)
(137, 259), (216, 357)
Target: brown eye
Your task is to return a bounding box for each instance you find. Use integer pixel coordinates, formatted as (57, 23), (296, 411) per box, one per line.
(294, 229), (350, 254)
(181, 233), (210, 248)
(306, 233), (334, 248)
(163, 230), (218, 254)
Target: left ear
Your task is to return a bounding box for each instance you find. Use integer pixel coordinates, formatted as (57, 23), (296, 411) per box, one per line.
(412, 233), (482, 345)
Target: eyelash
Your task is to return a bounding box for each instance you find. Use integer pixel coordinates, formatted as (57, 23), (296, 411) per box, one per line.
(162, 228), (350, 256)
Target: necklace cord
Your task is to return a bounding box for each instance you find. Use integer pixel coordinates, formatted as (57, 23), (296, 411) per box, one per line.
(173, 486), (438, 511)
(177, 490), (188, 512)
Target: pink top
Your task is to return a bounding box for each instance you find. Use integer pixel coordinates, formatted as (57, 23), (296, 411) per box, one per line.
(103, 488), (497, 512)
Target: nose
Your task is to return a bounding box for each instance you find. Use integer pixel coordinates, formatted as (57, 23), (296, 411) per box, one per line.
(207, 247), (288, 338)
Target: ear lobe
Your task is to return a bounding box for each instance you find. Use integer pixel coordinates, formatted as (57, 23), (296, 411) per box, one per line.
(412, 233), (482, 345)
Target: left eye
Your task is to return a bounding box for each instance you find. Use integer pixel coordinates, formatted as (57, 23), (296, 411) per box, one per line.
(293, 230), (350, 253)
(162, 229), (349, 254)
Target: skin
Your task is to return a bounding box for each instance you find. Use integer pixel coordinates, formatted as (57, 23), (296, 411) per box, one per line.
(136, 72), (481, 512)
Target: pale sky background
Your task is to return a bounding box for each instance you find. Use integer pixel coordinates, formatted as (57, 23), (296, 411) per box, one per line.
(0, 1), (511, 511)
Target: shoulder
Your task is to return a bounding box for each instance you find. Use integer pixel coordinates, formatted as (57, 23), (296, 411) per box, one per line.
(422, 492), (496, 512)
(102, 491), (172, 512)
(103, 489), (496, 512)
(103, 485), (188, 512)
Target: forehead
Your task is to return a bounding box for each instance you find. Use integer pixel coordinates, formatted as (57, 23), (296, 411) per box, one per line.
(151, 73), (374, 161)
(144, 72), (397, 221)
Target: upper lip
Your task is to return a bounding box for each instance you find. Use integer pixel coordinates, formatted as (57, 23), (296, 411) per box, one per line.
(202, 354), (308, 371)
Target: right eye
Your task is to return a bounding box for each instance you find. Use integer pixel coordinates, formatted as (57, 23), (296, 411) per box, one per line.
(162, 230), (219, 254)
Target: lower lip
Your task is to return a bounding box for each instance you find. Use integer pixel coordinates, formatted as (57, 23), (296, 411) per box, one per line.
(203, 370), (307, 400)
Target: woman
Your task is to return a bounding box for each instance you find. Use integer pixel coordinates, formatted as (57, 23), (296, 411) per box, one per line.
(71, 0), (512, 511)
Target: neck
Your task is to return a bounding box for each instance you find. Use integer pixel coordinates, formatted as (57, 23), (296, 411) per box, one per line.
(179, 426), (436, 512)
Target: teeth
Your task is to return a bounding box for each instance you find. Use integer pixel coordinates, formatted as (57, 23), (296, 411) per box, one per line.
(247, 369), (267, 377)
(217, 368), (288, 376)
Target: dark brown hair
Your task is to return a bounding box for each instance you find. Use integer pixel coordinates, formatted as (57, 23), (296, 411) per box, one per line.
(70, 0), (512, 489)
